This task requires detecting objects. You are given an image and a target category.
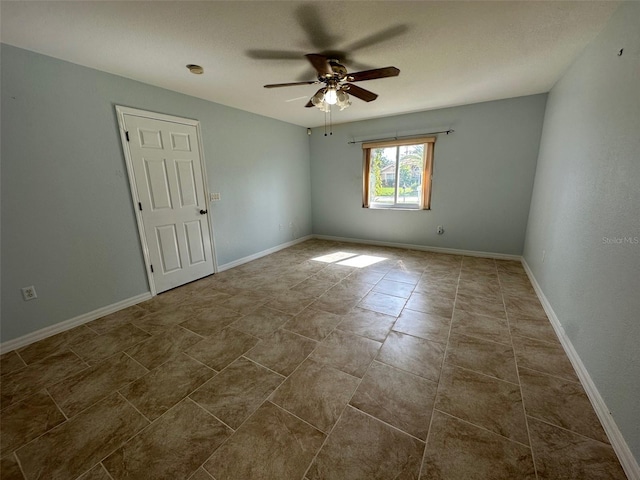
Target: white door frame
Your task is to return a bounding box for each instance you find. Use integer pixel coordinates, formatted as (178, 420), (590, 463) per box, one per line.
(115, 105), (218, 296)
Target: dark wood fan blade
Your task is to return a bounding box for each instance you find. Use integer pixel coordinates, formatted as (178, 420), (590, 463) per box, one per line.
(296, 4), (340, 50)
(306, 54), (332, 77)
(305, 88), (325, 108)
(264, 81), (318, 88)
(348, 67), (400, 82)
(345, 84), (378, 102)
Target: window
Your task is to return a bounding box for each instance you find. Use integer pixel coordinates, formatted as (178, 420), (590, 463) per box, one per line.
(362, 137), (435, 210)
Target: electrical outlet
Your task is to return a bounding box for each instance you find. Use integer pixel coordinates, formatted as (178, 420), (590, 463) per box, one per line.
(542, 249), (546, 263)
(279, 224), (283, 230)
(437, 225), (444, 235)
(210, 192), (221, 201)
(22, 285), (38, 301)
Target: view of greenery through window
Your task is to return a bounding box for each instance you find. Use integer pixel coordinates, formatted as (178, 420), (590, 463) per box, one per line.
(369, 144), (424, 207)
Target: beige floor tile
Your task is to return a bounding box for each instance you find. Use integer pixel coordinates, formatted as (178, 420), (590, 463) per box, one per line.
(458, 270), (499, 283)
(310, 329), (381, 378)
(528, 417), (627, 480)
(0, 390), (66, 455)
(125, 325), (203, 369)
(0, 351), (26, 377)
(508, 314), (559, 344)
(86, 306), (150, 335)
(0, 240), (625, 480)
(244, 329), (317, 376)
(48, 352), (147, 417)
(393, 309), (451, 344)
(191, 357), (283, 429)
(445, 333), (518, 383)
(204, 402), (325, 480)
(512, 335), (578, 382)
(1, 350), (88, 408)
(373, 279), (415, 298)
(383, 269), (423, 285)
(219, 292), (269, 314)
(131, 305), (202, 335)
(120, 353), (214, 420)
(231, 306), (292, 339)
(358, 291), (407, 316)
(310, 291), (362, 315)
(435, 364), (529, 445)
(413, 280), (458, 299)
(456, 279), (502, 302)
(17, 326), (97, 365)
(71, 324), (150, 364)
(421, 411), (536, 480)
(179, 305), (243, 336)
(282, 308), (342, 341)
(350, 361), (437, 439)
(1, 454), (25, 480)
(405, 292), (454, 318)
(449, 310), (511, 345)
(265, 290), (316, 315)
(504, 294), (547, 318)
(185, 327), (258, 371)
(15, 393), (148, 480)
(519, 367), (609, 443)
(270, 359), (359, 433)
(377, 331), (444, 382)
(104, 399), (230, 480)
(337, 307), (396, 342)
(289, 277), (336, 297)
(308, 406), (424, 480)
(455, 293), (506, 319)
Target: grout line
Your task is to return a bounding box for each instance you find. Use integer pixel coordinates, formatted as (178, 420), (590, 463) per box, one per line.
(184, 396), (236, 433)
(117, 391), (152, 424)
(499, 273), (540, 480)
(121, 351), (151, 373)
(441, 362), (521, 386)
(417, 256), (461, 479)
(44, 387), (70, 421)
(348, 404), (426, 444)
(240, 355), (287, 379)
(524, 414), (614, 446)
(434, 408), (532, 449)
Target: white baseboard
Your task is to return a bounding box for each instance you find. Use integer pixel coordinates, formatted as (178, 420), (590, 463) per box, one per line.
(0, 292), (153, 354)
(217, 235), (314, 272)
(521, 259), (640, 480)
(313, 234), (522, 261)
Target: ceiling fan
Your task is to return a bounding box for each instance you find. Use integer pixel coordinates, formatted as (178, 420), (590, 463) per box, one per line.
(264, 54), (400, 111)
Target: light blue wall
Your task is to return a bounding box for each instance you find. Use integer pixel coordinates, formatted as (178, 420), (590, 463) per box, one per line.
(310, 95), (547, 254)
(1, 44), (312, 342)
(523, 2), (640, 461)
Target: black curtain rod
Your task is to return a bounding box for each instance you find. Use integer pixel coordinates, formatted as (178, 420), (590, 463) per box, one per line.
(347, 129), (455, 145)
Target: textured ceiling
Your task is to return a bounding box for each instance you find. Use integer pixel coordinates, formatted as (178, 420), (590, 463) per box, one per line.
(1, 1), (619, 127)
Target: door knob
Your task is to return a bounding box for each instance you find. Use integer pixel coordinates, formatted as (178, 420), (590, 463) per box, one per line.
(200, 209), (208, 215)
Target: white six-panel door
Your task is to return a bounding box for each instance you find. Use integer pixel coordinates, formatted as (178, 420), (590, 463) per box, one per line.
(117, 107), (215, 293)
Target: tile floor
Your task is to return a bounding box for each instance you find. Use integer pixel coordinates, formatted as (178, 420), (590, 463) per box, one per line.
(0, 239), (628, 480)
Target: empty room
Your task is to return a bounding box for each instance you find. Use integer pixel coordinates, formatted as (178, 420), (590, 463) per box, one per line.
(1, 1), (638, 479)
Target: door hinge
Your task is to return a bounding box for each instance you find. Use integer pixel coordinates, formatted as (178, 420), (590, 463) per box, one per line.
(150, 265), (154, 273)
(138, 202), (143, 211)
(125, 131), (130, 142)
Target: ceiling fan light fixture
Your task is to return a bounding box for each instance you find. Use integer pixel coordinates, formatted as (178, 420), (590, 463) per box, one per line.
(336, 90), (351, 110)
(324, 87), (338, 105)
(311, 90), (325, 106)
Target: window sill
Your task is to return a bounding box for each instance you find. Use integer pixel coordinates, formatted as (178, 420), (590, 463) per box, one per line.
(365, 205), (430, 211)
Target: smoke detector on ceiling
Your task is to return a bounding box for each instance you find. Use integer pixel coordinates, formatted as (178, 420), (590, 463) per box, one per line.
(186, 64), (204, 74)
